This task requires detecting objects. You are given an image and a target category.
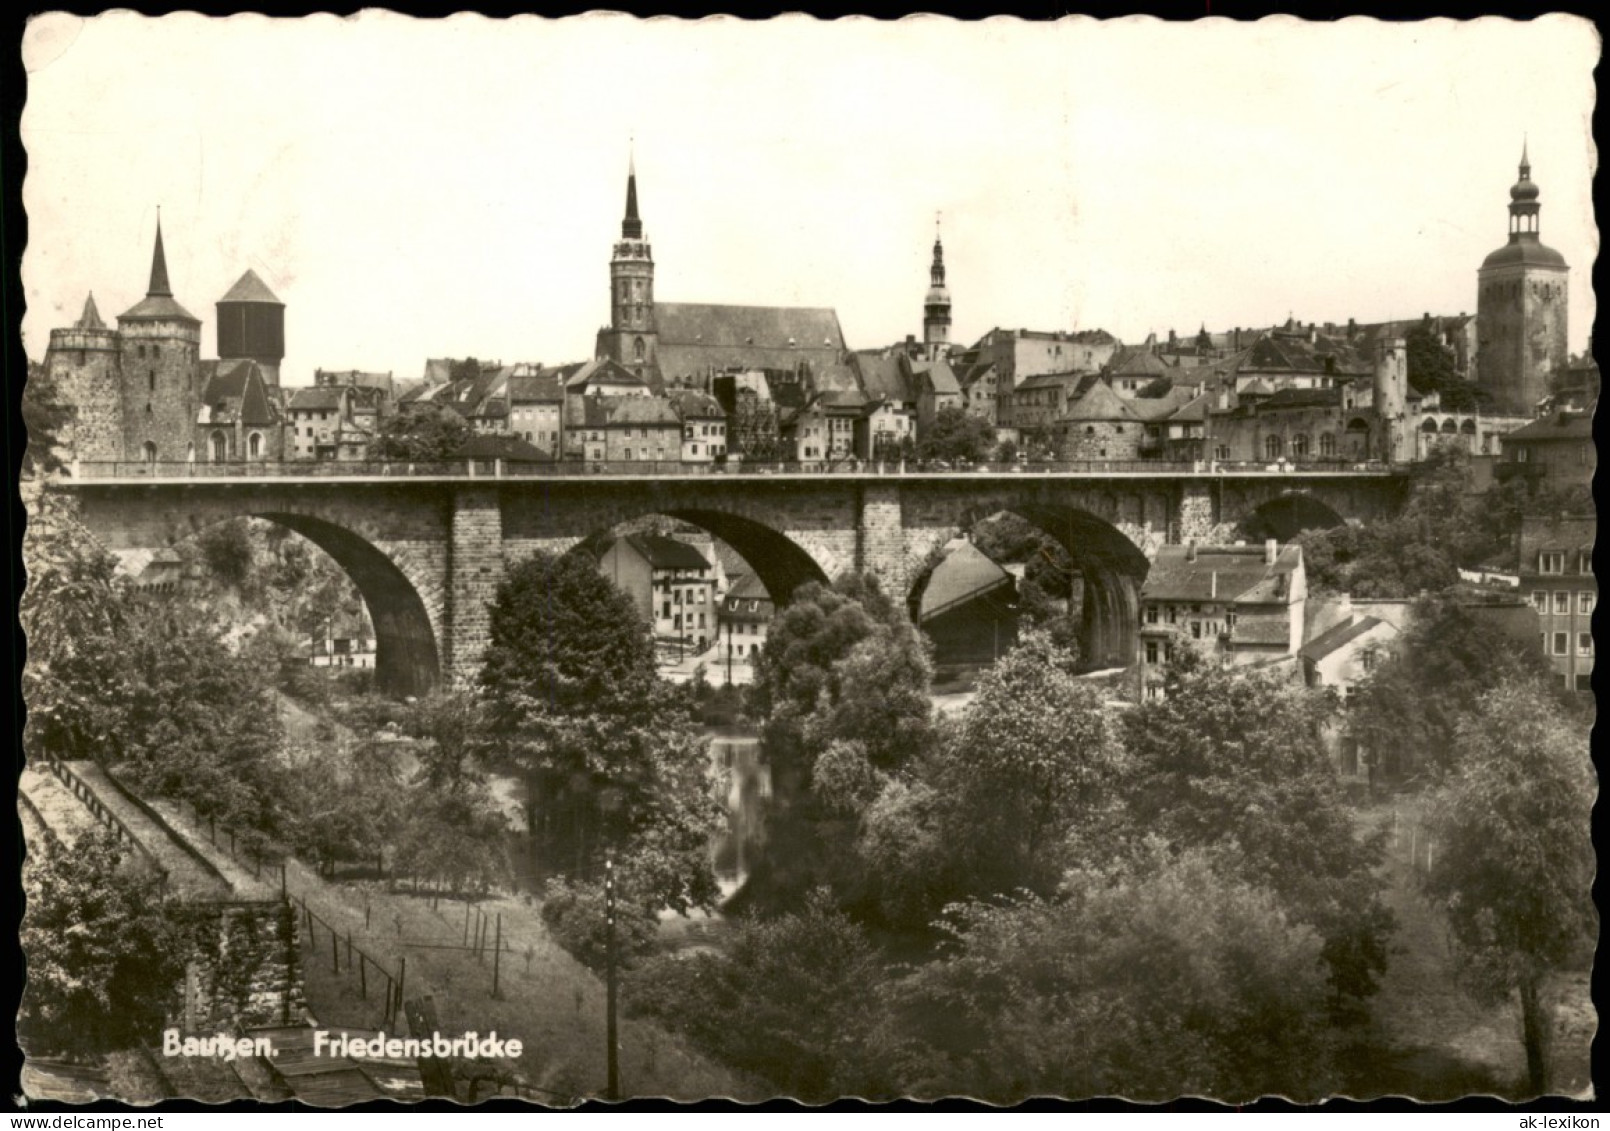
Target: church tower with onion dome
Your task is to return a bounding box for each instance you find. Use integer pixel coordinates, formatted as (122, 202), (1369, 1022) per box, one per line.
(922, 219), (953, 361)
(1476, 143), (1570, 415)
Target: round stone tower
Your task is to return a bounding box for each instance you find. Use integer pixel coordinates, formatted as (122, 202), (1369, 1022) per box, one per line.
(117, 216), (203, 463)
(44, 293), (122, 464)
(1475, 144), (1569, 415)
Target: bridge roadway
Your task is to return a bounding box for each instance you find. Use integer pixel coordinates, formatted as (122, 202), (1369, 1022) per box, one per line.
(55, 458), (1411, 695)
(71, 456), (1404, 483)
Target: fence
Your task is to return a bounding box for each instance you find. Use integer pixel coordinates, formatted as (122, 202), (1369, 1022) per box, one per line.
(289, 891), (412, 1026)
(70, 456), (1403, 482)
(1389, 807), (1442, 874)
(36, 757), (171, 893)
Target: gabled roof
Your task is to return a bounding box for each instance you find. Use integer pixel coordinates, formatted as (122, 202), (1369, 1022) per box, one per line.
(1503, 410), (1594, 444)
(653, 302), (852, 387)
(910, 358), (961, 396)
(218, 269), (284, 306)
(919, 540), (1013, 621)
(1300, 615), (1390, 663)
(1106, 347), (1172, 377)
(1141, 544), (1303, 605)
(853, 353), (913, 404)
(667, 389), (726, 418)
(582, 394), (681, 429)
(1167, 391), (1211, 423)
(287, 387), (347, 412)
(620, 532), (712, 571)
(199, 359), (279, 426)
(1127, 387), (1196, 422)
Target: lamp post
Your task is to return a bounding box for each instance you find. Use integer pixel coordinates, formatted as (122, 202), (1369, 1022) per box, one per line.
(603, 851), (620, 1101)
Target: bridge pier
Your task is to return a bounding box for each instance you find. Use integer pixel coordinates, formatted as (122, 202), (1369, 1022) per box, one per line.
(856, 484), (908, 598)
(447, 487), (505, 690)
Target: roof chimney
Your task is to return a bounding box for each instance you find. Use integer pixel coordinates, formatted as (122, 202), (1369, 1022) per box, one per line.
(1210, 570), (1217, 599)
(1264, 538), (1278, 564)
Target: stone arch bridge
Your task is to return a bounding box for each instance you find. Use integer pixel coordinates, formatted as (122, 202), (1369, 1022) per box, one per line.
(57, 466), (1409, 696)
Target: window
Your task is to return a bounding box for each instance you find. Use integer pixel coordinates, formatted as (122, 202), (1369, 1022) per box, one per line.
(1145, 641), (1159, 664)
(1163, 643), (1175, 662)
(1580, 592), (1595, 615)
(148, 370), (156, 392)
(142, 440), (158, 463)
(662, 601), (671, 617)
(1578, 632), (1593, 657)
(1191, 622), (1202, 640)
(698, 614), (706, 628)
(623, 448), (632, 461)
(1291, 434), (1310, 458)
(1145, 605), (1159, 625)
(691, 444), (699, 456)
(1575, 674), (1592, 692)
(1165, 606), (1178, 624)
(1531, 591), (1548, 611)
(1553, 632), (1569, 656)
(1319, 432), (1336, 457)
(1580, 553), (1593, 575)
(247, 432), (262, 458)
(1541, 552), (1564, 574)
(1265, 435), (1284, 460)
(1553, 591), (1570, 615)
(1214, 445), (1230, 461)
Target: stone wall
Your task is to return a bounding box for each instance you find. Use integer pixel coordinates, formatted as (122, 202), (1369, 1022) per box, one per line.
(1057, 421), (1145, 461)
(118, 320), (203, 462)
(447, 487), (505, 687)
(45, 329), (123, 463)
(174, 900), (302, 1032)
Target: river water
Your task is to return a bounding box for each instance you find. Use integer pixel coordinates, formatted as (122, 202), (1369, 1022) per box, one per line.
(708, 730), (769, 897)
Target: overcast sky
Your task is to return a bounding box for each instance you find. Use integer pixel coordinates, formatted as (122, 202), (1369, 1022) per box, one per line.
(21, 12), (1598, 384)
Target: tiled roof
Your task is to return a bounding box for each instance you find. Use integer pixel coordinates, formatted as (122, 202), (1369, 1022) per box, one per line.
(1128, 387), (1196, 421)
(199, 360), (279, 426)
(1261, 386), (1344, 410)
(119, 293), (200, 323)
(910, 358), (961, 396)
(1300, 615), (1388, 663)
(1504, 410), (1594, 444)
(853, 353), (913, 404)
(918, 540), (1013, 620)
(1231, 613), (1297, 646)
(622, 533), (711, 571)
(1106, 347), (1172, 377)
(1142, 544), (1303, 605)
(654, 302), (851, 386)
(218, 269), (283, 305)
(667, 389), (726, 418)
(507, 372), (565, 403)
(1059, 380), (1139, 423)
(288, 387), (347, 412)
(582, 395), (681, 428)
(1518, 514), (1595, 565)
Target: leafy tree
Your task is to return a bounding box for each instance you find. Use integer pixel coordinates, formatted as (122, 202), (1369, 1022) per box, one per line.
(870, 848), (1336, 1102)
(626, 889), (880, 1101)
(392, 786), (512, 892)
(1422, 684), (1594, 1095)
(1350, 596), (1558, 779)
(932, 630), (1121, 895)
(21, 830), (182, 1056)
(749, 573), (933, 774)
(196, 519), (256, 589)
(537, 875), (660, 972)
(449, 357), (484, 382)
(479, 551), (722, 912)
(1121, 663), (1393, 1017)
(1406, 324), (1488, 412)
(282, 739), (404, 876)
(916, 404), (995, 463)
(22, 495), (131, 760)
(369, 407), (470, 462)
(22, 361), (69, 476)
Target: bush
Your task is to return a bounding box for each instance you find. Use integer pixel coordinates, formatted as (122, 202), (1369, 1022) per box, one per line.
(538, 876), (660, 972)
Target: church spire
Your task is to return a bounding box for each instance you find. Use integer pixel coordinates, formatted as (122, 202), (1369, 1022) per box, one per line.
(622, 153), (643, 240)
(76, 292), (106, 331)
(147, 212), (173, 298)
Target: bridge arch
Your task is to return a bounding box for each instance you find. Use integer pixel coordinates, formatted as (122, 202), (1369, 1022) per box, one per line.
(145, 511), (442, 699)
(917, 501), (1151, 670)
(1238, 493), (1347, 542)
(566, 507), (831, 609)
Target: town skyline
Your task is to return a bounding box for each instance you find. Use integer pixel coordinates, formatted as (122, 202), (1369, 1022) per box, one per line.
(21, 12), (1598, 383)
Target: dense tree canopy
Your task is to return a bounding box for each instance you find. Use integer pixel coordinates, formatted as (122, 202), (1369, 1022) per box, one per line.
(479, 551), (722, 912)
(916, 405), (996, 463)
(1405, 323), (1487, 412)
(1121, 663), (1393, 1015)
(21, 831), (181, 1056)
(1423, 684), (1594, 1095)
(368, 407), (471, 462)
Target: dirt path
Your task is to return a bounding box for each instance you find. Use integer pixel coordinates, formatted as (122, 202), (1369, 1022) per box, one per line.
(148, 798), (767, 1103)
(59, 762), (232, 900)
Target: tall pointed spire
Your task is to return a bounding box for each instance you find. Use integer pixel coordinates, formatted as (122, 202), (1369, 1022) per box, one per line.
(147, 211), (173, 298)
(76, 292), (105, 331)
(622, 150), (643, 240)
(1520, 135), (1530, 174)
